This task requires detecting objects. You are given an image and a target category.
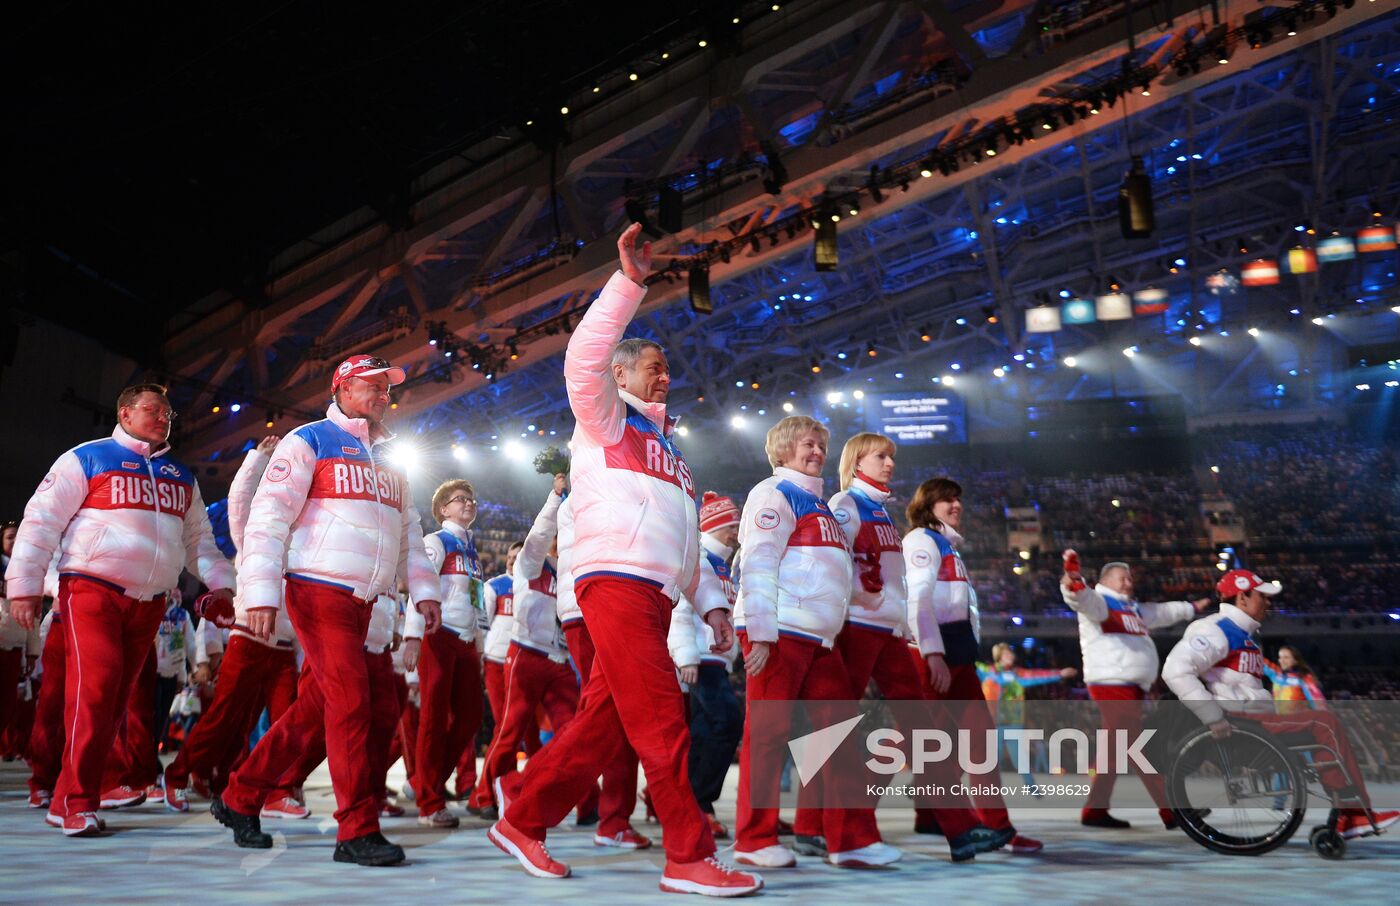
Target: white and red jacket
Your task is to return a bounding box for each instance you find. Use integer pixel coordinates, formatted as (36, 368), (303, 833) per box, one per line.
(564, 271), (703, 602)
(512, 491), (566, 662)
(1062, 582), (1195, 690)
(481, 574), (515, 663)
(238, 403), (440, 613)
(153, 600), (197, 682)
(831, 476), (908, 637)
(735, 467), (851, 648)
(668, 532), (739, 669)
(404, 519), (482, 643)
(5, 425), (233, 601)
(554, 495), (581, 628)
(365, 594), (400, 655)
(904, 525), (979, 661)
(1163, 603), (1272, 724)
(226, 447), (297, 649)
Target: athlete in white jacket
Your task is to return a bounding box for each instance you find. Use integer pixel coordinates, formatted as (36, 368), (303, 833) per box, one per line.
(1163, 569), (1397, 840)
(490, 225), (755, 898)
(734, 416), (898, 870)
(215, 355), (441, 868)
(6, 383), (234, 836)
(1061, 556), (1206, 830)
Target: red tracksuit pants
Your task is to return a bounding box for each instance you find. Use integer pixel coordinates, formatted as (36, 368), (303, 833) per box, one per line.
(736, 631), (882, 854)
(398, 684), (419, 794)
(0, 648), (25, 752)
(565, 620), (640, 836)
(472, 642), (597, 815)
(27, 613), (66, 797)
(483, 657), (541, 762)
(224, 579), (386, 841)
(51, 576), (166, 817)
(164, 634), (298, 795)
(915, 656), (1014, 831)
(503, 577), (714, 863)
(1248, 708), (1373, 809)
(413, 629), (482, 816)
(104, 646), (162, 791)
(793, 627), (978, 840)
(1084, 684), (1171, 822)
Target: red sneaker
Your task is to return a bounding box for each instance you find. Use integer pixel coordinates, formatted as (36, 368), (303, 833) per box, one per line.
(164, 783), (189, 813)
(706, 813), (730, 840)
(1009, 834), (1043, 854)
(99, 785), (147, 809)
(46, 811), (107, 831)
(380, 801), (406, 818)
(594, 826), (653, 849)
(488, 817), (570, 878)
(1341, 809), (1400, 840)
(28, 789), (51, 809)
(260, 796), (311, 819)
(62, 812), (105, 837)
(660, 856), (764, 897)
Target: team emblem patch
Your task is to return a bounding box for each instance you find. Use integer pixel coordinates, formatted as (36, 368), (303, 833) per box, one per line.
(267, 459), (292, 482)
(1190, 634), (1212, 651)
(833, 508), (851, 524)
(341, 446), (361, 456)
(910, 550), (933, 567)
(1234, 575), (1252, 590)
(754, 508), (780, 530)
(338, 360), (355, 376)
(122, 461), (141, 470)
(159, 463), (181, 478)
(38, 472), (56, 492)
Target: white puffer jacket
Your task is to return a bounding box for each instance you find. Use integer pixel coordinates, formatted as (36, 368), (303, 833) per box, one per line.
(903, 526), (979, 659)
(1163, 603), (1272, 724)
(668, 532), (739, 669)
(5, 425), (233, 601)
(239, 403), (440, 612)
(481, 574), (515, 663)
(226, 448), (297, 649)
(564, 271), (701, 600)
(734, 468), (851, 648)
(1063, 582), (1195, 690)
(831, 476), (907, 636)
(365, 594), (400, 654)
(512, 491), (566, 662)
(404, 520), (482, 642)
(554, 495), (581, 628)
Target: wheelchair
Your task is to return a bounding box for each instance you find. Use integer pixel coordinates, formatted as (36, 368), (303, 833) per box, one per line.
(1165, 717), (1384, 859)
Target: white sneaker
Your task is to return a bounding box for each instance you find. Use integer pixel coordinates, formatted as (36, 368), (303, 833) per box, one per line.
(733, 843), (797, 868)
(828, 841), (902, 868)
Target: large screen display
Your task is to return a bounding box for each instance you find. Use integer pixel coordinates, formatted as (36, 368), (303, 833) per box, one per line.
(866, 391), (967, 444)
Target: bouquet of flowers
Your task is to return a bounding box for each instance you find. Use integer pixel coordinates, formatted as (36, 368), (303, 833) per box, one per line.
(533, 445), (570, 477)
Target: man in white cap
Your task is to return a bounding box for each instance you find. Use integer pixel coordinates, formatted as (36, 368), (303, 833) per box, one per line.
(1164, 568), (1398, 841)
(211, 354), (442, 867)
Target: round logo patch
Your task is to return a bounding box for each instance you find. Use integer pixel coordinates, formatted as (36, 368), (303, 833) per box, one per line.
(1190, 633), (1212, 651)
(37, 472), (56, 492)
(754, 508), (780, 531)
(910, 550), (933, 568)
(1234, 575), (1252, 590)
(833, 508), (851, 524)
(266, 459), (292, 482)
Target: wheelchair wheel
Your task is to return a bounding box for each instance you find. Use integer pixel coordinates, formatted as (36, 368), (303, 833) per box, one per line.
(1309, 826), (1346, 860)
(1168, 727), (1306, 856)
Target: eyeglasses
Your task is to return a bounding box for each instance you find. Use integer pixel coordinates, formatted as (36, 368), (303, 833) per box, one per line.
(446, 496), (476, 506)
(130, 403), (177, 420)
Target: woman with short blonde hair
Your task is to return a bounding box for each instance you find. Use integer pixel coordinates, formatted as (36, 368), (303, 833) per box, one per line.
(764, 415), (828, 469)
(835, 431), (895, 490)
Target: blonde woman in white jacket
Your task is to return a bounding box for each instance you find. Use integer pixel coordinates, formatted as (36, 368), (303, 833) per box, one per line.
(733, 416), (901, 870)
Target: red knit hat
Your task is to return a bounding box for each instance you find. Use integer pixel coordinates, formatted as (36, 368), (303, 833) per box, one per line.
(698, 491), (740, 533)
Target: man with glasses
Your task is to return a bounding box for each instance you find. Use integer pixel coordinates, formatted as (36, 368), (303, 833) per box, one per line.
(211, 355), (442, 867)
(4, 383), (235, 837)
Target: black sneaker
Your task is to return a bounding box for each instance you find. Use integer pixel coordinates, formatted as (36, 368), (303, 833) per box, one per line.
(333, 831), (406, 866)
(1081, 813), (1132, 829)
(792, 834), (828, 857)
(466, 804), (499, 821)
(949, 825), (1016, 861)
(211, 796), (273, 849)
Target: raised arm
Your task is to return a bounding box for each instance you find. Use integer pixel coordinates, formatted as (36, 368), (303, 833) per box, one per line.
(563, 224), (650, 447)
(1061, 583), (1109, 622)
(517, 491), (564, 582)
(1139, 599), (1198, 629)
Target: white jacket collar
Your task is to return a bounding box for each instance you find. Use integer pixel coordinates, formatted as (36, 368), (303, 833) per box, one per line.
(112, 424), (170, 460)
(1095, 582), (1128, 603)
(700, 532), (734, 561)
(850, 474), (891, 504)
(618, 388), (673, 434)
(774, 466), (823, 496)
(440, 519), (474, 540)
(327, 402), (394, 446)
(936, 525), (964, 548)
(1218, 602), (1261, 635)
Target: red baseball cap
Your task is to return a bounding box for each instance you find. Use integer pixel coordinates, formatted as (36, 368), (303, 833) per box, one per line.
(332, 354), (406, 391)
(1217, 569), (1282, 599)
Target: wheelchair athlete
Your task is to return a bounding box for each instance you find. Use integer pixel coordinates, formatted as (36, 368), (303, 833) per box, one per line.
(1162, 569), (1398, 841)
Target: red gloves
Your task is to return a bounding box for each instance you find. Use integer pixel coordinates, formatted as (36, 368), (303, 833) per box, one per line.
(857, 555), (884, 595)
(1063, 549), (1086, 593)
(196, 592), (236, 628)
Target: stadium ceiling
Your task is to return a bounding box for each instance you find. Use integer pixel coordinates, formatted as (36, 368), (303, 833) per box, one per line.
(153, 0), (1400, 474)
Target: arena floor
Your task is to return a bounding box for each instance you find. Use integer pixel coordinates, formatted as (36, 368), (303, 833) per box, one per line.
(2, 758), (1396, 902)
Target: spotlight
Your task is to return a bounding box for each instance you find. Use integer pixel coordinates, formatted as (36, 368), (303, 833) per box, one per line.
(919, 325), (931, 342)
(1122, 346), (1138, 358)
(451, 445), (469, 461)
(1063, 356), (1077, 367)
(689, 265), (713, 315)
(1190, 336), (1202, 346)
(866, 342), (877, 357)
(810, 359), (822, 373)
(1248, 327), (1260, 337)
(814, 215), (838, 272)
(941, 374), (956, 387)
(677, 425), (690, 436)
(1119, 156), (1154, 239)
(730, 415), (746, 429)
(1312, 316), (1325, 325)
(388, 442), (421, 472)
(993, 367), (1006, 378)
(230, 403), (241, 413)
(782, 402), (794, 412)
(508, 339), (520, 360)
